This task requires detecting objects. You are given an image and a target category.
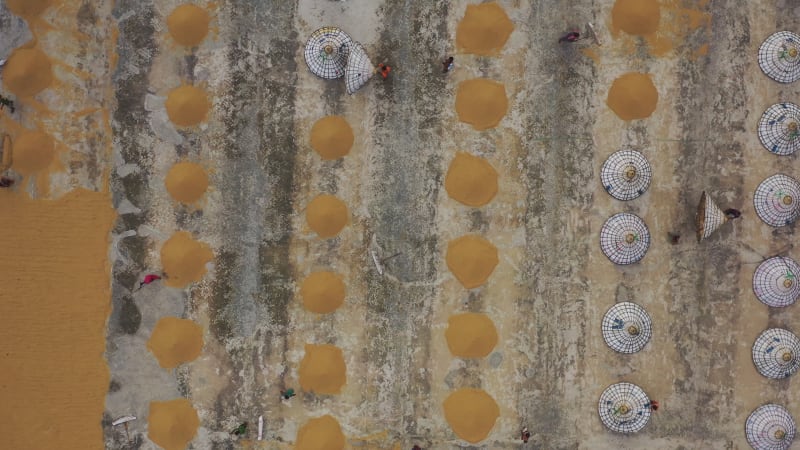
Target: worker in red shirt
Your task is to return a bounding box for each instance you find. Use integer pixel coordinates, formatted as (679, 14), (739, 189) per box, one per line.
(650, 400), (659, 411)
(377, 63), (391, 79)
(135, 274), (162, 291)
(558, 30), (581, 43)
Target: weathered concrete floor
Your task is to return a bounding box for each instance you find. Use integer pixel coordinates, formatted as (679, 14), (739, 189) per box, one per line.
(3, 0), (799, 449)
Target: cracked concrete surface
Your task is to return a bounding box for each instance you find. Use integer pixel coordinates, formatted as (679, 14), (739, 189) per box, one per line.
(3, 0), (800, 449)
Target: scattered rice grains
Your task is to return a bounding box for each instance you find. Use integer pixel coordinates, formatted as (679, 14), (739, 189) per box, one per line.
(443, 388), (500, 443)
(6, 0), (54, 19)
(310, 115), (354, 160)
(606, 72), (658, 121)
(298, 343), (347, 395)
(446, 235), (499, 289)
(299, 271), (345, 314)
(611, 0), (660, 36)
(455, 79), (508, 131)
(445, 152), (499, 207)
(445, 313), (499, 358)
(148, 398), (199, 450)
(456, 2), (514, 55)
(160, 231), (214, 288)
(306, 194), (349, 238)
(167, 4), (210, 47)
(296, 415), (346, 450)
(165, 85), (210, 127)
(165, 161), (209, 204)
(2, 45), (53, 98)
(11, 130), (55, 175)
(146, 317), (204, 369)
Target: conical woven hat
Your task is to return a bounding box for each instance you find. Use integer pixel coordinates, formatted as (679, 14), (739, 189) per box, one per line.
(345, 41), (374, 94)
(695, 191), (728, 242)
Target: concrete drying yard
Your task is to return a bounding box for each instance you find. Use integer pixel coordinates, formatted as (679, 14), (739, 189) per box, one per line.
(1, 0), (800, 449)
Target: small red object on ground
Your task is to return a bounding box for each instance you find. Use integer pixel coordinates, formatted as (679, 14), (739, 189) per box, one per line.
(377, 63), (392, 79)
(138, 274), (162, 289)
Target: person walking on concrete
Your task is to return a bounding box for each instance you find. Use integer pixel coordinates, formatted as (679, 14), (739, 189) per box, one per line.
(136, 274), (162, 290)
(558, 30), (581, 43)
(442, 56), (454, 73)
(521, 426), (531, 443)
(0, 95), (14, 114)
(280, 388), (296, 400)
(377, 63), (392, 79)
(724, 208), (741, 219)
(231, 422), (247, 436)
